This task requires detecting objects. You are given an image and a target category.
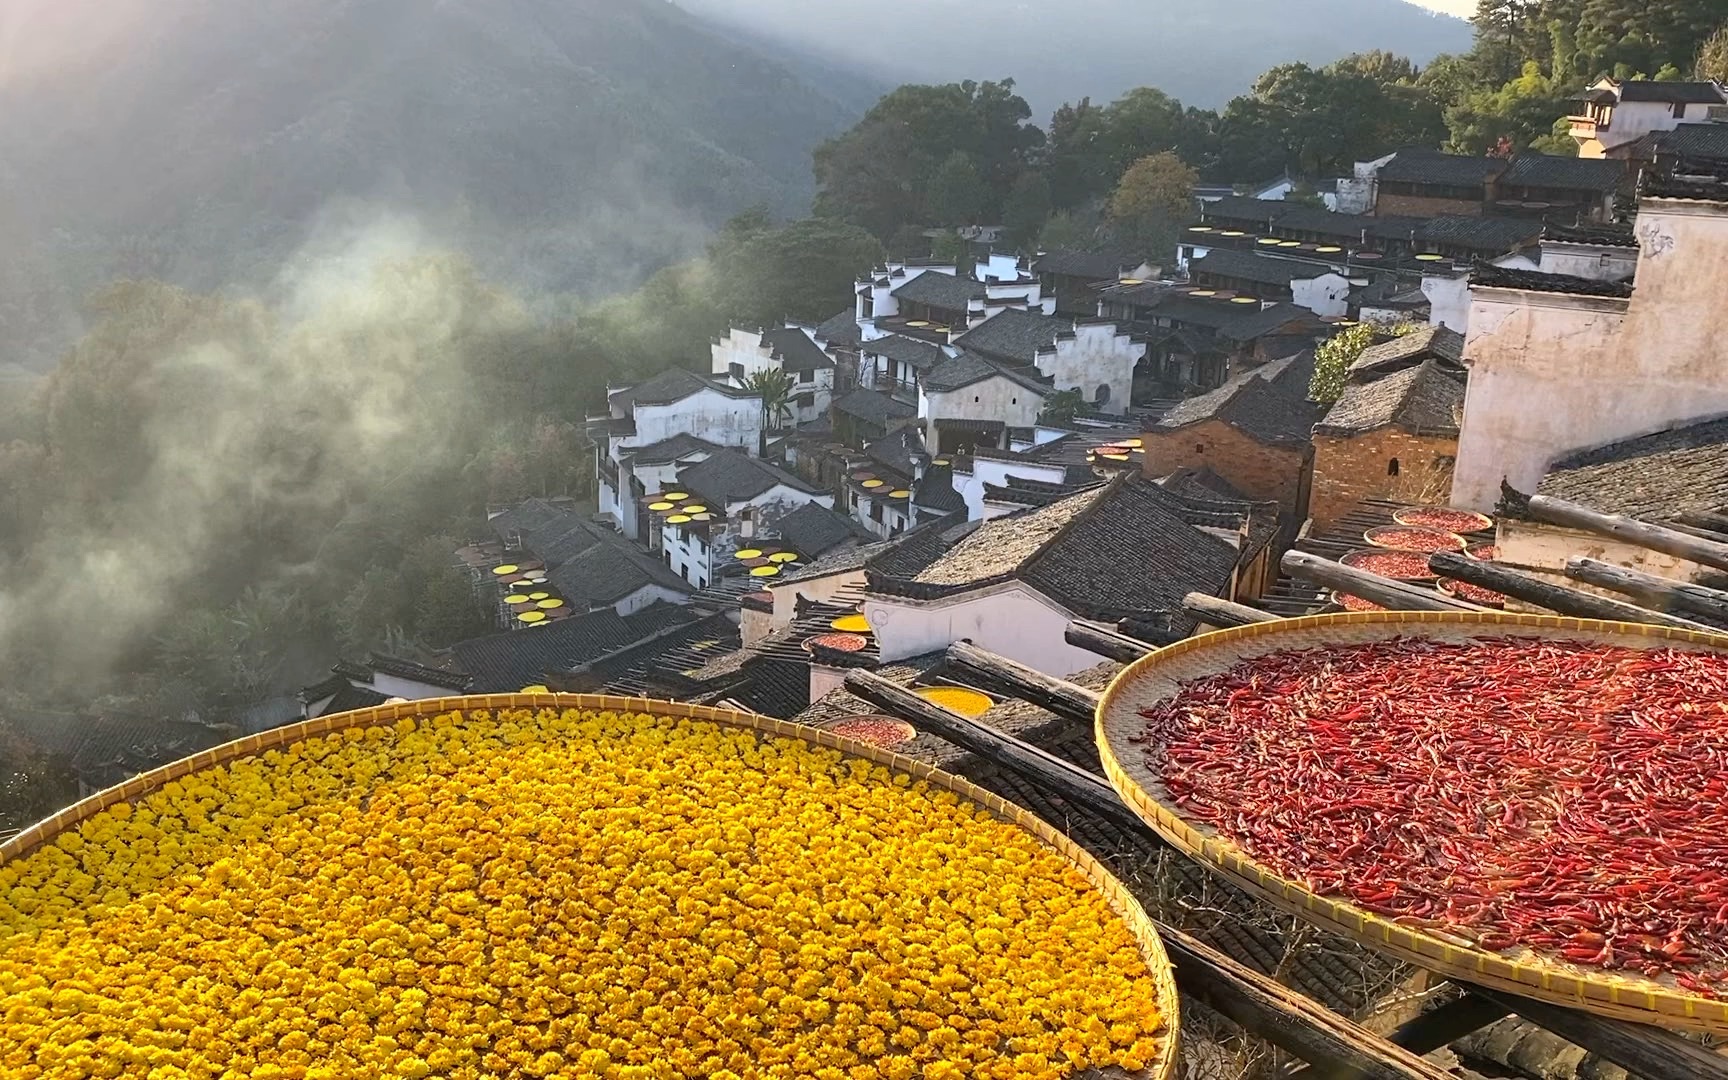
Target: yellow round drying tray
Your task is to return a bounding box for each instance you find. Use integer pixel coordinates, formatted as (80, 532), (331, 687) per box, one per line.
(1, 693), (1180, 1080)
(1097, 610), (1728, 1034)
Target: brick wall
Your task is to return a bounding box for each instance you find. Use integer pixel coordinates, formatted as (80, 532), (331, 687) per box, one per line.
(1374, 193), (1482, 218)
(1140, 420), (1312, 518)
(1310, 429), (1458, 530)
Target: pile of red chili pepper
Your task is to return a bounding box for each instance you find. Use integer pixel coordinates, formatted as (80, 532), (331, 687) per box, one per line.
(1393, 507), (1493, 533)
(1135, 636), (1728, 992)
(1340, 549), (1435, 581)
(1365, 526), (1467, 553)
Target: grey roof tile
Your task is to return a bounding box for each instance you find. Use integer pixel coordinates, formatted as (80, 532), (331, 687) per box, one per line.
(1654, 123), (1728, 161)
(1615, 80), (1726, 104)
(489, 498), (576, 542)
(1499, 152), (1626, 193)
(546, 529), (694, 607)
(768, 501), (871, 558)
(1347, 326), (1464, 377)
(860, 333), (948, 371)
(610, 368), (756, 410)
(450, 603), (696, 693)
(1190, 249), (1339, 287)
(1035, 248), (1145, 279)
(1377, 149), (1506, 187)
(1471, 265), (1634, 298)
(952, 309), (1068, 364)
(1537, 414), (1728, 519)
(921, 350), (1051, 395)
(1316, 359), (1464, 436)
(626, 433), (726, 466)
(832, 387), (917, 425)
(814, 309), (863, 347)
(912, 463), (965, 513)
(891, 271), (984, 311)
(1157, 351), (1322, 447)
(759, 327), (834, 372)
(676, 448), (825, 505)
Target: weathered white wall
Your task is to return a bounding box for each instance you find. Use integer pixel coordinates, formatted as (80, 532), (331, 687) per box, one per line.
(1452, 289), (1629, 509)
(370, 673), (457, 700)
(920, 377), (1045, 428)
(1457, 198), (1728, 509)
(1291, 273), (1351, 318)
(712, 328), (773, 382)
(630, 389), (762, 450)
(770, 568), (867, 628)
(1035, 324), (1141, 413)
(615, 585), (688, 617)
(1540, 245), (1637, 282)
(808, 664), (848, 704)
(1421, 274), (1471, 333)
(787, 366), (835, 427)
(864, 583), (1100, 676)
(741, 604), (774, 647)
(660, 524), (713, 588)
(954, 457), (1069, 520)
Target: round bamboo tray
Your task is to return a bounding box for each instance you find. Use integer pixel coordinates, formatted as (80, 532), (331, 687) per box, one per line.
(1391, 506), (1494, 533)
(1096, 611), (1728, 1035)
(2, 693), (1179, 1079)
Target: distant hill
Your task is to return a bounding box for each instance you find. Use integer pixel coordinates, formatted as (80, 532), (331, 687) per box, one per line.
(0, 0), (871, 369)
(672, 0), (1474, 115)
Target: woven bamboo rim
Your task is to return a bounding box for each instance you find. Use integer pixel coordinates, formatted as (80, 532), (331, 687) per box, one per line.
(2, 693), (1178, 1079)
(1097, 611), (1728, 1034)
(1391, 506), (1494, 533)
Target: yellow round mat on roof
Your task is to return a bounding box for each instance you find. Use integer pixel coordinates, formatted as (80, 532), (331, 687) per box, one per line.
(750, 565), (781, 578)
(1256, 237), (1281, 245)
(1189, 290), (1216, 297)
(768, 552), (799, 563)
(1317, 245), (1343, 253)
(1220, 230), (1246, 237)
(682, 505), (708, 514)
(529, 592), (550, 601)
(1277, 240), (1302, 247)
(735, 549), (763, 560)
(888, 489), (912, 498)
(665, 492), (689, 501)
(862, 479), (885, 489)
(492, 565), (519, 576)
(905, 321), (930, 328)
(517, 611), (547, 624)
(520, 684), (549, 693)
(503, 594), (530, 604)
(1123, 438), (1144, 448)
(1230, 296), (1260, 304)
(830, 614), (871, 634)
(917, 686), (994, 718)
(667, 514), (692, 524)
(537, 599), (565, 610)
(933, 458), (951, 466)
(648, 502), (675, 512)
(1415, 252), (1446, 261)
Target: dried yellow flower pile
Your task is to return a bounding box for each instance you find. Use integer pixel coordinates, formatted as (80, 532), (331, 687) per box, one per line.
(0, 708), (1165, 1080)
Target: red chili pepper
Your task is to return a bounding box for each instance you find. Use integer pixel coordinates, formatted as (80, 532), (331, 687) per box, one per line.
(1137, 636), (1728, 990)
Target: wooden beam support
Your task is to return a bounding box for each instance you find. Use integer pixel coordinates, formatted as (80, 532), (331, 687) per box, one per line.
(1286, 992), (1511, 1079)
(840, 669), (1145, 833)
(1676, 509), (1728, 538)
(1183, 592), (1281, 628)
(1527, 495), (1728, 574)
(1468, 987), (1728, 1080)
(1429, 553), (1716, 632)
(945, 641), (1099, 726)
(1065, 620), (1158, 664)
(1564, 557), (1728, 628)
(1282, 551), (1480, 613)
(1161, 926), (1459, 1080)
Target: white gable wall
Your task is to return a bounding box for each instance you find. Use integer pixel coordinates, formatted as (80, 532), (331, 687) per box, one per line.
(864, 581), (1100, 676)
(1034, 324), (1142, 413)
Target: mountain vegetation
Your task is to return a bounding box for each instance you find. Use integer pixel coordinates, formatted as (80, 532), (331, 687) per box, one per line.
(0, 0), (875, 371)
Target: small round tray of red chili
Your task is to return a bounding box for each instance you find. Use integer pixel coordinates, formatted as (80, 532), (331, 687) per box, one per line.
(1096, 610), (1728, 1034)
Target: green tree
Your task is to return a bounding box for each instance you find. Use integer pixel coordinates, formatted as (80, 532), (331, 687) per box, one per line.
(927, 151), (988, 226)
(720, 219), (884, 327)
(747, 368), (795, 431)
(1036, 210), (1094, 252)
(1698, 25), (1728, 80)
(1038, 389), (1085, 426)
(1107, 153), (1198, 256)
(1002, 172), (1053, 248)
(1310, 322), (1423, 402)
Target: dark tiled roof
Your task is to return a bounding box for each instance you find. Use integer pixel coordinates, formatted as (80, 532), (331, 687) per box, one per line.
(1615, 80), (1726, 104)
(952, 309), (1069, 364)
(1499, 153), (1625, 193)
(1020, 474), (1243, 621)
(912, 492), (1097, 588)
(921, 351), (1051, 395)
(867, 513), (974, 580)
(297, 674), (349, 705)
(627, 433), (725, 466)
(611, 368), (755, 410)
(814, 309), (863, 348)
(676, 448), (826, 505)
(547, 531), (693, 607)
(1035, 249), (1143, 279)
(1377, 149), (1505, 187)
(1537, 415), (1728, 519)
(1197, 196), (1293, 226)
(1316, 359), (1464, 436)
(63, 716), (231, 789)
(450, 603), (695, 693)
(367, 653), (473, 691)
(866, 425), (925, 478)
(1346, 326), (1464, 377)
(1653, 123), (1728, 161)
(528, 518), (604, 569)
(1471, 265), (1634, 298)
(778, 538), (896, 584)
(1159, 466), (1249, 503)
(760, 327), (834, 373)
(1190, 249), (1340, 287)
(323, 684), (390, 716)
(912, 463), (965, 513)
(1217, 302), (1313, 342)
(769, 501), (870, 558)
(832, 387), (916, 425)
(1156, 351), (1321, 447)
(1415, 215), (1542, 253)
(489, 498), (575, 543)
(1643, 173), (1728, 200)
(1542, 222), (1638, 248)
(891, 271), (984, 311)
(860, 333), (947, 371)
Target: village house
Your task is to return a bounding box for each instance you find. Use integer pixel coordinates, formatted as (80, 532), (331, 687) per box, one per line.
(1310, 328), (1467, 529)
(1490, 222), (1639, 283)
(917, 351), (1051, 454)
(860, 472), (1276, 676)
(1097, 281), (1319, 392)
(1033, 249), (1156, 316)
(856, 254), (1056, 341)
(652, 448), (834, 589)
(1139, 351), (1324, 520)
(1186, 248), (1352, 318)
(830, 386), (917, 448)
(1499, 414), (1728, 586)
(1450, 170), (1728, 511)
(953, 308), (1144, 414)
(485, 501), (698, 615)
(592, 368), (763, 541)
(946, 419), (1142, 521)
(1569, 78), (1728, 159)
(857, 333), (947, 403)
(710, 325), (834, 427)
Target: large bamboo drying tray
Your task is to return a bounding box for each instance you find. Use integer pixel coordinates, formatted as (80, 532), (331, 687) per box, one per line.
(1096, 611), (1728, 1035)
(2, 693), (1178, 1080)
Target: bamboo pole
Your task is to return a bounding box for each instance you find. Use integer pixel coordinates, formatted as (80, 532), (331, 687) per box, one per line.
(1526, 495), (1728, 574)
(1563, 557), (1728, 627)
(946, 641), (1098, 726)
(1183, 592), (1280, 628)
(1281, 551), (1479, 613)
(1429, 553), (1716, 632)
(1065, 620), (1159, 664)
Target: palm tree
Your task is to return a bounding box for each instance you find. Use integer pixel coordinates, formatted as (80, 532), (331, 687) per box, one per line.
(747, 368), (796, 431)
